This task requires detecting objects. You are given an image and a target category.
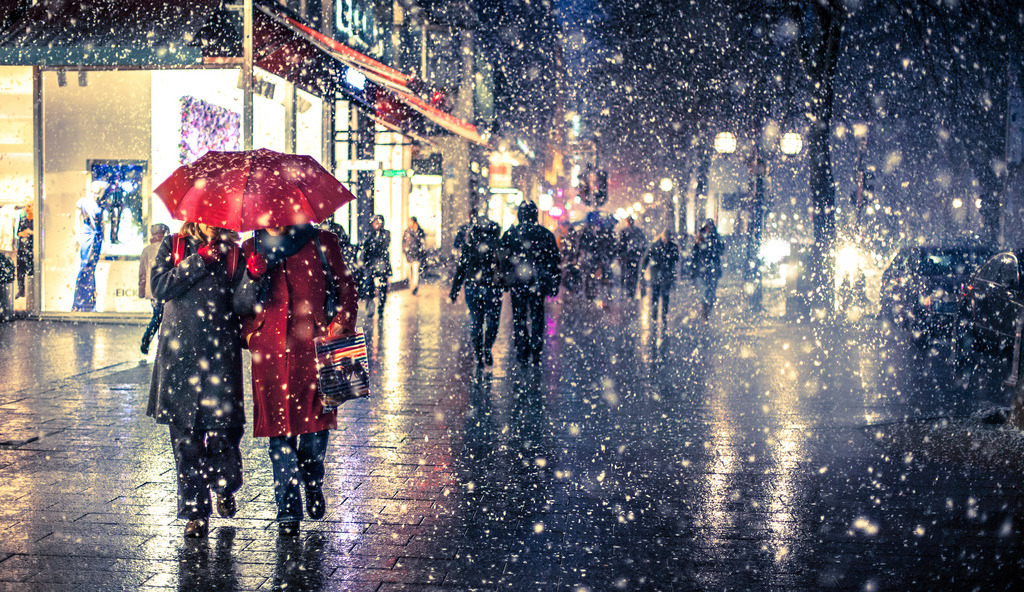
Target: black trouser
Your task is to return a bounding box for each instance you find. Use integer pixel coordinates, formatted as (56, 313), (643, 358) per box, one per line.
(651, 281), (671, 323)
(364, 272), (388, 312)
(510, 286), (546, 363)
(465, 281), (502, 358)
(169, 425), (244, 520)
(621, 258), (641, 296)
(16, 258), (30, 298)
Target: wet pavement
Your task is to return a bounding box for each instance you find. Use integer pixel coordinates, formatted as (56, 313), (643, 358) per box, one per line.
(2, 278), (1024, 591)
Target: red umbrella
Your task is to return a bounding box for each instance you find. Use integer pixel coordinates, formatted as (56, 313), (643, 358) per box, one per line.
(154, 148), (355, 232)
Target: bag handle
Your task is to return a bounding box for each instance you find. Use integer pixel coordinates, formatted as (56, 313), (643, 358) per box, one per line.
(313, 233), (339, 321)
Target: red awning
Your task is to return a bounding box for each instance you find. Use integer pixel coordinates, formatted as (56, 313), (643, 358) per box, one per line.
(385, 87), (489, 146)
(261, 8), (489, 147)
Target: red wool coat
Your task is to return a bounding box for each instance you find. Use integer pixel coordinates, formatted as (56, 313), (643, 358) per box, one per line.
(234, 230), (358, 438)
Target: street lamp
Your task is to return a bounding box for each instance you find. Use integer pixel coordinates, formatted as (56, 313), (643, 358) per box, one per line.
(659, 178), (673, 192)
(714, 131), (737, 155)
(780, 132), (803, 156)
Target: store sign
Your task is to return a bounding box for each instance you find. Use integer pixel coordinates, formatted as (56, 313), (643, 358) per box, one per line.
(380, 169), (412, 177)
(336, 0), (376, 53)
(489, 163), (512, 188)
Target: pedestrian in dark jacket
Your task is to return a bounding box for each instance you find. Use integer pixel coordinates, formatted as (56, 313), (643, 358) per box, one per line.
(692, 219), (723, 320)
(642, 229), (680, 326)
(361, 215), (392, 317)
(147, 221), (245, 539)
(450, 213), (502, 366)
(618, 217), (646, 298)
(234, 223), (358, 537)
(500, 201), (561, 366)
(402, 216), (425, 295)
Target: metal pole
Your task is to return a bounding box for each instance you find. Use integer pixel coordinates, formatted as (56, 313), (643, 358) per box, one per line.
(242, 0), (254, 151)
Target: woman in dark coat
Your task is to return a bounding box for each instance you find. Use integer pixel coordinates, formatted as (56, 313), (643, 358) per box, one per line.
(234, 223), (358, 536)
(642, 229), (680, 327)
(147, 222), (245, 538)
(692, 219), (724, 320)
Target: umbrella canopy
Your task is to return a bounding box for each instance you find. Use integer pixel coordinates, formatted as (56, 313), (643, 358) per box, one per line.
(154, 148), (355, 232)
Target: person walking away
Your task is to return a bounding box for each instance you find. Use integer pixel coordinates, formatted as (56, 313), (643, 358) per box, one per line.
(15, 203), (33, 300)
(450, 212), (502, 367)
(500, 201), (561, 366)
(147, 222), (245, 538)
(692, 219), (724, 320)
(234, 223), (358, 537)
(139, 223), (169, 355)
(403, 216), (426, 295)
(361, 215), (392, 317)
(618, 217), (646, 299)
(642, 229), (680, 328)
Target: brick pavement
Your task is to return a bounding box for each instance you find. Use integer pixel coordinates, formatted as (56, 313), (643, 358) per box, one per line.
(1, 281), (1024, 591)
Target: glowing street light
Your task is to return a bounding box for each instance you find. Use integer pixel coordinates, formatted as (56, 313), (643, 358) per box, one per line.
(659, 178), (673, 192)
(714, 131), (737, 154)
(643, 193), (654, 204)
(780, 132), (803, 155)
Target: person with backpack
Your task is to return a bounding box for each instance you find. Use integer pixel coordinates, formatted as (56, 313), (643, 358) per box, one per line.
(500, 201), (561, 366)
(233, 223), (358, 537)
(450, 211), (502, 367)
(147, 222), (245, 538)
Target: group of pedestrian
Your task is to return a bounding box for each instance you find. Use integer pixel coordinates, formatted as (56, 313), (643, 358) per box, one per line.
(450, 201), (560, 368)
(145, 220), (358, 539)
(639, 219), (724, 324)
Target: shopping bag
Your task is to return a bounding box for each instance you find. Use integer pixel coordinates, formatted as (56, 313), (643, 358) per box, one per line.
(313, 330), (369, 410)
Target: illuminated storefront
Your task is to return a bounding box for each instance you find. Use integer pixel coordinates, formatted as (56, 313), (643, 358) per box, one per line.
(0, 0), (487, 317)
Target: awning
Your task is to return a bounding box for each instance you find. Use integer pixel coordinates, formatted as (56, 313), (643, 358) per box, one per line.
(262, 9), (489, 147)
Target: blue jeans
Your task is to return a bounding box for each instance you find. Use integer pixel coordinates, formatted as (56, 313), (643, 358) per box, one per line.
(268, 430), (330, 522)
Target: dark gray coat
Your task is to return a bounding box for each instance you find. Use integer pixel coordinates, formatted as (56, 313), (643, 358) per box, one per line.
(147, 235), (245, 431)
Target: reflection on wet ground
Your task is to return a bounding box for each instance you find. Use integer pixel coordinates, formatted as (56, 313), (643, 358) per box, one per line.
(1, 281), (1024, 590)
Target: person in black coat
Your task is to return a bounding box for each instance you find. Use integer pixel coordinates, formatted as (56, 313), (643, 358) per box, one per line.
(361, 215), (392, 317)
(618, 217), (646, 299)
(450, 212), (503, 367)
(692, 219), (724, 320)
(147, 222), (245, 538)
(642, 229), (680, 326)
(500, 201), (561, 366)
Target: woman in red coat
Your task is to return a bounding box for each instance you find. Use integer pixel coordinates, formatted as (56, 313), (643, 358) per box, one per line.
(233, 223), (357, 536)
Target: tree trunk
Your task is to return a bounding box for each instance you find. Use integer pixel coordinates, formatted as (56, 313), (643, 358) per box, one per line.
(802, 3), (844, 313)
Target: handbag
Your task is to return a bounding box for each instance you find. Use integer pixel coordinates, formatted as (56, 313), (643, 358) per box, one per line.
(314, 330), (370, 410)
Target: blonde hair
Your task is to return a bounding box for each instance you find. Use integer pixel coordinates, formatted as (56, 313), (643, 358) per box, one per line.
(179, 222), (240, 244)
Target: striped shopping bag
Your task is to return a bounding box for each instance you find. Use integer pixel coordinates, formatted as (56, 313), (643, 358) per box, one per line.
(313, 330), (370, 410)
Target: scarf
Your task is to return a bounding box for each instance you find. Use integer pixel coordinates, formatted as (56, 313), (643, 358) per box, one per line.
(254, 224), (316, 267)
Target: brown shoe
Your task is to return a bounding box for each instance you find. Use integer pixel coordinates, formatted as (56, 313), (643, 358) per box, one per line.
(184, 518), (208, 538)
(216, 492), (236, 518)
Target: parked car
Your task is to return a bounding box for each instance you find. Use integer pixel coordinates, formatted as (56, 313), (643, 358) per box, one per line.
(953, 250), (1024, 366)
(880, 244), (992, 344)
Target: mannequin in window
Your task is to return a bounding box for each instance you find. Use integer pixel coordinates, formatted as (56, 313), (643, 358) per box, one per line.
(72, 181), (106, 311)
